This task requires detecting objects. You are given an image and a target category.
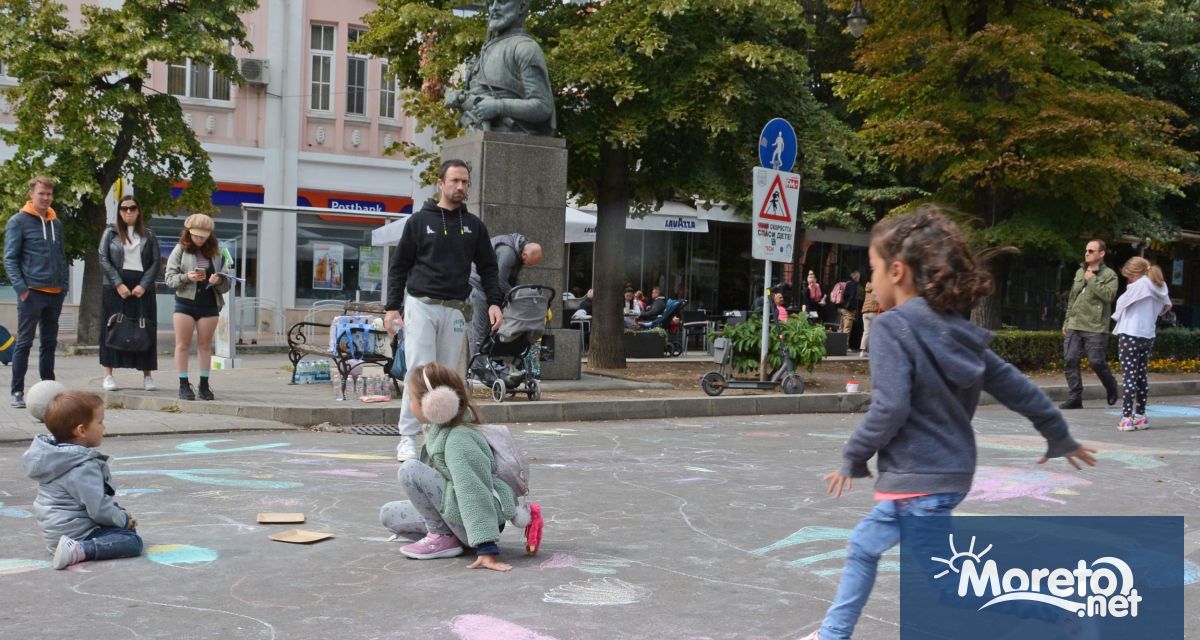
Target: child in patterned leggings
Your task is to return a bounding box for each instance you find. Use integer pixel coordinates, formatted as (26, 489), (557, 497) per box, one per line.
(1111, 257), (1172, 432)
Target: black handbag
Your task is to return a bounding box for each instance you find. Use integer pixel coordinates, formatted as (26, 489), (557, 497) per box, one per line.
(105, 300), (152, 352)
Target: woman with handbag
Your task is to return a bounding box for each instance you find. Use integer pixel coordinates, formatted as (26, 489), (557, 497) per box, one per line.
(98, 196), (160, 391)
(164, 214), (232, 401)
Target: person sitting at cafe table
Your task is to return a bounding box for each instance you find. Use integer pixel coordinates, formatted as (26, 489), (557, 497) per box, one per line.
(637, 286), (666, 322)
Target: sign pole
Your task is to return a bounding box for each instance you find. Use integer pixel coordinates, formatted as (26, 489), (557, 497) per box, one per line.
(760, 261), (772, 381)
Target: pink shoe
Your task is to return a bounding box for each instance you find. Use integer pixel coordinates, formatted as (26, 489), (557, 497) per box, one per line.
(1133, 414), (1149, 430)
(1118, 417), (1137, 432)
(400, 533), (463, 559)
(524, 502), (544, 555)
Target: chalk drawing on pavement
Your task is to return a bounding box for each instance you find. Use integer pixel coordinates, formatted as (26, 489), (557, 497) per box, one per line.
(451, 614), (559, 640)
(118, 439), (290, 461)
(967, 466), (1091, 504)
(543, 577), (651, 606)
(0, 502), (31, 518)
(525, 429), (577, 436)
(115, 488), (163, 497)
(284, 451), (392, 461)
(0, 558), (51, 575)
(538, 553), (631, 575)
(309, 469), (379, 478)
(752, 525), (900, 576)
(114, 469), (303, 490)
(147, 544), (219, 567)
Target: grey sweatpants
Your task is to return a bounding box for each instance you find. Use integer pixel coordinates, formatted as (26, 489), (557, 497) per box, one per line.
(397, 296), (469, 437)
(468, 286), (489, 361)
(379, 459), (467, 542)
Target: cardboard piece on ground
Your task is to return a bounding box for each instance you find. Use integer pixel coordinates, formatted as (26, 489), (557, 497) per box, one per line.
(269, 529), (333, 544)
(257, 512), (305, 524)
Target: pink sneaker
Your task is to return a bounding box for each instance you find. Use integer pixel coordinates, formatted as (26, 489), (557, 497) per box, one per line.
(400, 533), (463, 559)
(524, 502), (544, 555)
(1118, 417), (1137, 432)
(1133, 414), (1149, 430)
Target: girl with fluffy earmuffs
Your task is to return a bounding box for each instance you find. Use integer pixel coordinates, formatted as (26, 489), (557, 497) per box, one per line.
(378, 362), (542, 572)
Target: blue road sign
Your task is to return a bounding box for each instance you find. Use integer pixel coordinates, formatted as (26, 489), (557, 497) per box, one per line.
(758, 118), (797, 172)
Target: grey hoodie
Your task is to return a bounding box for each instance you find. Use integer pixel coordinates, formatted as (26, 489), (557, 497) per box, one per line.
(841, 296), (1082, 494)
(22, 435), (129, 551)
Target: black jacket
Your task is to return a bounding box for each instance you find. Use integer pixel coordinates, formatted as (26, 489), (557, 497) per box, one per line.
(386, 201), (502, 311)
(99, 227), (161, 291)
(838, 278), (861, 311)
(638, 295), (667, 321)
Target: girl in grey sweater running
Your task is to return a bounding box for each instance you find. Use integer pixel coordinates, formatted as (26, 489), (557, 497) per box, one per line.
(803, 206), (1098, 640)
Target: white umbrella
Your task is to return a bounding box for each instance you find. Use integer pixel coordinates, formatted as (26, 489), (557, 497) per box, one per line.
(371, 215), (410, 246)
(565, 207), (596, 244)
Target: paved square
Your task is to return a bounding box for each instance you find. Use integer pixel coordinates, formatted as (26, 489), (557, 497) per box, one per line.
(0, 400), (1196, 639)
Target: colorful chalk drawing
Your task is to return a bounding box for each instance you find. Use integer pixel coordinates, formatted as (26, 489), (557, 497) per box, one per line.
(683, 466), (715, 473)
(119, 439), (290, 461)
(538, 553), (631, 575)
(0, 502), (31, 518)
(975, 433), (1188, 471)
(310, 469), (379, 478)
(451, 614), (559, 640)
(1106, 404), (1200, 418)
(116, 488), (163, 497)
(753, 526), (898, 576)
(1186, 559), (1199, 587)
(284, 451), (392, 461)
(147, 544), (219, 567)
(0, 558), (51, 575)
(542, 577), (651, 606)
(524, 429), (577, 436)
(114, 469), (302, 490)
(966, 466), (1091, 504)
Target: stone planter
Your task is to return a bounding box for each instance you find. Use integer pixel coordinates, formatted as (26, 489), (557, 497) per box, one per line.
(623, 331), (667, 358)
(825, 331), (848, 357)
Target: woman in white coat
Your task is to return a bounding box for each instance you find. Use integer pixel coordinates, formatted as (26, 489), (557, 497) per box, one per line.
(1111, 257), (1171, 432)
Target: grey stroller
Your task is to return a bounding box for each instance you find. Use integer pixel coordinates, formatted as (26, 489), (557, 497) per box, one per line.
(468, 284), (555, 402)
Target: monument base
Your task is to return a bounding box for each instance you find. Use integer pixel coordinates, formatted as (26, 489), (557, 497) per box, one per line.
(443, 131), (577, 380)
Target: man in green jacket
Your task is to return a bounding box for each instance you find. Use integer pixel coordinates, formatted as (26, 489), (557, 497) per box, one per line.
(1061, 239), (1120, 409)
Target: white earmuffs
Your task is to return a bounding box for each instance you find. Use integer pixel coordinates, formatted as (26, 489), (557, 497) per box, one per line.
(420, 368), (461, 425)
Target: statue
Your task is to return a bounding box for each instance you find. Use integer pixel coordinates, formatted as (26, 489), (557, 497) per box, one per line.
(446, 0), (556, 136)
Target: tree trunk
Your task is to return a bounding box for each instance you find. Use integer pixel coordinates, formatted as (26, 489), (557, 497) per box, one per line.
(75, 200), (108, 345)
(588, 143), (630, 369)
(971, 254), (1009, 329)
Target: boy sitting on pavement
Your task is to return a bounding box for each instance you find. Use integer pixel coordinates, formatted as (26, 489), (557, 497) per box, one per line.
(22, 386), (142, 569)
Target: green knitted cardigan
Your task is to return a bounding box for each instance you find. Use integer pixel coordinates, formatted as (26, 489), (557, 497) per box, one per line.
(425, 423), (517, 547)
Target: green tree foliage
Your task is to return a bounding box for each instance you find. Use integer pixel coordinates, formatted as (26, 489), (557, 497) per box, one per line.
(831, 0), (1197, 259)
(0, 0), (255, 343)
(360, 0), (865, 367)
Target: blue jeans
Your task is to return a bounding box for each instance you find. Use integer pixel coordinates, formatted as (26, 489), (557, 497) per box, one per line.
(10, 290), (64, 395)
(81, 526), (143, 561)
(819, 492), (965, 640)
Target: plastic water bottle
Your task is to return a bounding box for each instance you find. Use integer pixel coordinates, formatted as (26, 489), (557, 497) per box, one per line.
(319, 361), (331, 383)
(298, 362), (309, 384)
(333, 373), (344, 401)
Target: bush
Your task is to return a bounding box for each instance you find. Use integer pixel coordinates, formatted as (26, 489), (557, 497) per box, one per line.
(716, 314), (827, 374)
(990, 328), (1200, 370)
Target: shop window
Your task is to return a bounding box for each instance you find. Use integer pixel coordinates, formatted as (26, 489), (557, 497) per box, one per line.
(295, 217), (387, 305)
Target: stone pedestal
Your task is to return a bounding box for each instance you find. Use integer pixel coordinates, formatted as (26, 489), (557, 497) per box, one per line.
(442, 131), (579, 380)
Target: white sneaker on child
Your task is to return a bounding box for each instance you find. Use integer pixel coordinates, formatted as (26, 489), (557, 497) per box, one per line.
(102, 376), (117, 391)
(52, 535), (85, 570)
(143, 376), (158, 391)
(396, 435), (419, 462)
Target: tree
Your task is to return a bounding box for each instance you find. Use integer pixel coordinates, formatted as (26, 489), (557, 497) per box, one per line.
(830, 0), (1197, 326)
(0, 0), (255, 344)
(361, 0), (857, 367)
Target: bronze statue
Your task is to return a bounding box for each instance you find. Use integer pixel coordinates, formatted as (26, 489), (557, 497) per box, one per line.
(446, 0), (556, 136)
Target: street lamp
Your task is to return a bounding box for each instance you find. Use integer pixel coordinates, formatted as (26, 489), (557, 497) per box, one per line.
(846, 0), (872, 38)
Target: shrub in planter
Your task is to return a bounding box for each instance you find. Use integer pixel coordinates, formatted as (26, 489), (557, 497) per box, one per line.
(715, 314), (826, 374)
(622, 327), (667, 358)
(990, 328), (1200, 370)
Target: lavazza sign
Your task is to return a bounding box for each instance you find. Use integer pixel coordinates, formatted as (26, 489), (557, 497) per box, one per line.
(935, 534), (1142, 618)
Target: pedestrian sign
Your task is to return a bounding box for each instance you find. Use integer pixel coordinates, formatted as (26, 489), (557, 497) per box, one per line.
(758, 118), (798, 172)
(757, 173), (792, 222)
(752, 167), (800, 263)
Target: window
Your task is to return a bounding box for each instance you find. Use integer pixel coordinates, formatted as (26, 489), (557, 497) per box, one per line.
(167, 59), (231, 101)
(346, 28), (367, 116)
(379, 62), (397, 119)
(310, 24), (335, 111)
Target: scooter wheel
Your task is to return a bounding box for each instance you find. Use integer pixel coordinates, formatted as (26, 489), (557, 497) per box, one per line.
(782, 373), (805, 395)
(701, 372), (726, 396)
(492, 379), (506, 403)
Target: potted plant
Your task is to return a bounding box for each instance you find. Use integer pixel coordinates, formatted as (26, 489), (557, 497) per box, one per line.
(716, 314), (827, 374)
(623, 327), (668, 358)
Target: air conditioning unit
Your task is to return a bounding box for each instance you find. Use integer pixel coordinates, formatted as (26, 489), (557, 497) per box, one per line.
(239, 57), (269, 86)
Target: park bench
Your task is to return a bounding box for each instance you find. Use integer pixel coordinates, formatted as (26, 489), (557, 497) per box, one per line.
(286, 301), (400, 395)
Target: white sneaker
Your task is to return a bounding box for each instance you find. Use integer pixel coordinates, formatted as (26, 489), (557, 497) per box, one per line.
(52, 535), (86, 570)
(102, 376), (118, 391)
(396, 435), (419, 462)
(143, 376), (157, 391)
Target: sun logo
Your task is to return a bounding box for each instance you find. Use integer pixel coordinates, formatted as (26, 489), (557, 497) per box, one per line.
(931, 534), (993, 580)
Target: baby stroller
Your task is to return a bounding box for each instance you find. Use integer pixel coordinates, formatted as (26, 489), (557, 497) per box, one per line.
(468, 284), (555, 403)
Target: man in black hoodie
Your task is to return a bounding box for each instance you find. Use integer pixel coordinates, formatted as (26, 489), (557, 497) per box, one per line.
(385, 159), (503, 461)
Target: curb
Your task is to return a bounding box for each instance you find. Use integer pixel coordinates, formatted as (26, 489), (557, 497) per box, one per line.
(97, 379), (1200, 427)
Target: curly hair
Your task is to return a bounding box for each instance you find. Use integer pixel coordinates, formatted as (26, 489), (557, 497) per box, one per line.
(870, 205), (994, 316)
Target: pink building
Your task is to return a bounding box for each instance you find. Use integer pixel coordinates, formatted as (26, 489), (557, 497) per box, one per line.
(0, 0), (432, 331)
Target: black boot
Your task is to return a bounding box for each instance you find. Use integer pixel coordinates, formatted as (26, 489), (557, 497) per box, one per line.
(1059, 398), (1082, 410)
(179, 380), (195, 401)
(198, 378), (215, 401)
